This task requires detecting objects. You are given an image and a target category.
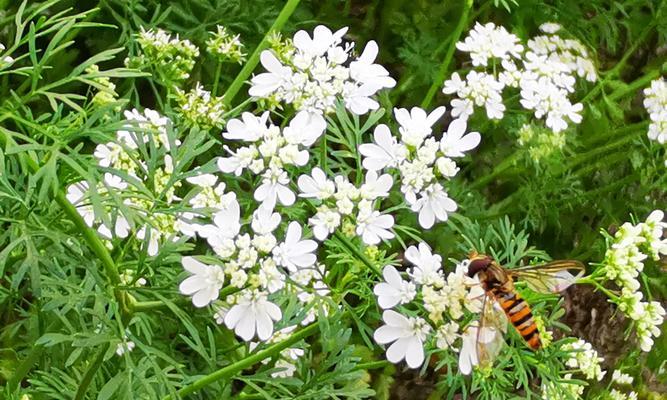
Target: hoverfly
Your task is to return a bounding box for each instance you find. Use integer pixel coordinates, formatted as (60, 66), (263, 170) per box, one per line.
(459, 251), (585, 374)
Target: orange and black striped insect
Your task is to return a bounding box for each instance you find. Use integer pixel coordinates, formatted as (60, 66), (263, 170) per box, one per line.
(464, 252), (585, 369)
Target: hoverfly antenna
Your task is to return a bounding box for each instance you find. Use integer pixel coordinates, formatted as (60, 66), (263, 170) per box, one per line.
(467, 255), (492, 278)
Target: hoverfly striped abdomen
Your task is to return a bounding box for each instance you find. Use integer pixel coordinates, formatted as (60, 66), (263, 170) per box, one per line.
(492, 288), (541, 350)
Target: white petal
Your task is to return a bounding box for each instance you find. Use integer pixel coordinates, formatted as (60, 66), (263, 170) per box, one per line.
(405, 337), (425, 368)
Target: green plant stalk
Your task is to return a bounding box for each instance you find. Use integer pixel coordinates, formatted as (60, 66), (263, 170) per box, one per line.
(74, 343), (110, 400)
(607, 69), (662, 102)
(161, 322), (319, 400)
(420, 0), (473, 109)
(221, 0), (301, 107)
(333, 231), (383, 277)
(581, 23), (656, 104)
(7, 342), (44, 391)
(212, 60), (223, 96)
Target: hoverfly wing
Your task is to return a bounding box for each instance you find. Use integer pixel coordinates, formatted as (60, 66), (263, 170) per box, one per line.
(474, 294), (507, 371)
(511, 260), (585, 294)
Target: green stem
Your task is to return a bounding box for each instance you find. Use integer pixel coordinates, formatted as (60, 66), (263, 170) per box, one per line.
(581, 23), (656, 104)
(469, 151), (521, 190)
(577, 277), (620, 301)
(221, 0), (301, 107)
(420, 0), (472, 109)
(161, 322), (319, 400)
(354, 360), (390, 370)
(606, 69), (662, 102)
(7, 343), (45, 391)
(74, 343), (110, 400)
(212, 60), (222, 97)
(333, 231), (382, 277)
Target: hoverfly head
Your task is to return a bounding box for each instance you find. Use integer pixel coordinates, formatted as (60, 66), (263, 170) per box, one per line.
(467, 253), (493, 278)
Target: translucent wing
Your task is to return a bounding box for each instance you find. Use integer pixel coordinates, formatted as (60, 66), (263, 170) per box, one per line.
(476, 293), (507, 369)
(509, 260), (585, 294)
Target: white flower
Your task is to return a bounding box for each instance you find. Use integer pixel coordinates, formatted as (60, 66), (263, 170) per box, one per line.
(66, 181), (95, 227)
(359, 170), (393, 200)
(374, 265), (416, 309)
(255, 167), (295, 209)
(179, 257), (226, 307)
(283, 110), (327, 147)
(293, 25), (347, 58)
(349, 40), (396, 89)
(251, 204), (282, 235)
(298, 167), (335, 199)
(643, 78), (667, 144)
(394, 106), (446, 147)
(411, 183), (457, 229)
(373, 310), (430, 368)
(115, 339), (135, 356)
(224, 290), (282, 341)
(309, 207), (341, 241)
(405, 242), (443, 286)
(562, 339), (606, 381)
(273, 222), (318, 272)
(249, 51), (293, 97)
(359, 124), (407, 170)
(612, 370), (634, 385)
(439, 118), (481, 157)
(436, 321), (460, 351)
(458, 322), (500, 375)
(356, 207), (395, 245)
(539, 23), (562, 34)
(456, 22), (523, 67)
(223, 111), (270, 141)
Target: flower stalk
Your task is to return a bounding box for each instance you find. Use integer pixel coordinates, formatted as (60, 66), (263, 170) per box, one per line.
(221, 0), (301, 107)
(420, 0), (473, 109)
(161, 322), (319, 400)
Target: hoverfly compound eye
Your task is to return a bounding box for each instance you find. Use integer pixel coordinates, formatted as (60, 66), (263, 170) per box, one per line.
(467, 256), (492, 278)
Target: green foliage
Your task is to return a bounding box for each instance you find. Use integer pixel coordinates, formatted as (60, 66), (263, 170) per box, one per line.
(0, 0), (664, 399)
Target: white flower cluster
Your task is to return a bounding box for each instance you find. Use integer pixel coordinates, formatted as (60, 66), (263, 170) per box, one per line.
(115, 335), (136, 357)
(299, 168), (395, 245)
(176, 174), (326, 342)
(540, 373), (584, 400)
(443, 22), (596, 133)
(360, 106), (480, 228)
(206, 25), (246, 64)
(174, 83), (226, 129)
(562, 339), (606, 381)
(609, 370), (637, 400)
(249, 25), (396, 126)
(601, 210), (666, 351)
(372, 243), (484, 369)
(67, 108), (183, 256)
(128, 28), (200, 82)
(218, 111), (326, 211)
(643, 77), (667, 144)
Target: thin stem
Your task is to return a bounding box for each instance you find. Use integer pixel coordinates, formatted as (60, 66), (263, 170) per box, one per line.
(221, 0), (301, 108)
(577, 277), (620, 301)
(212, 60), (222, 96)
(333, 231), (382, 277)
(161, 322), (319, 400)
(420, 0), (473, 109)
(74, 343), (110, 400)
(469, 151), (521, 190)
